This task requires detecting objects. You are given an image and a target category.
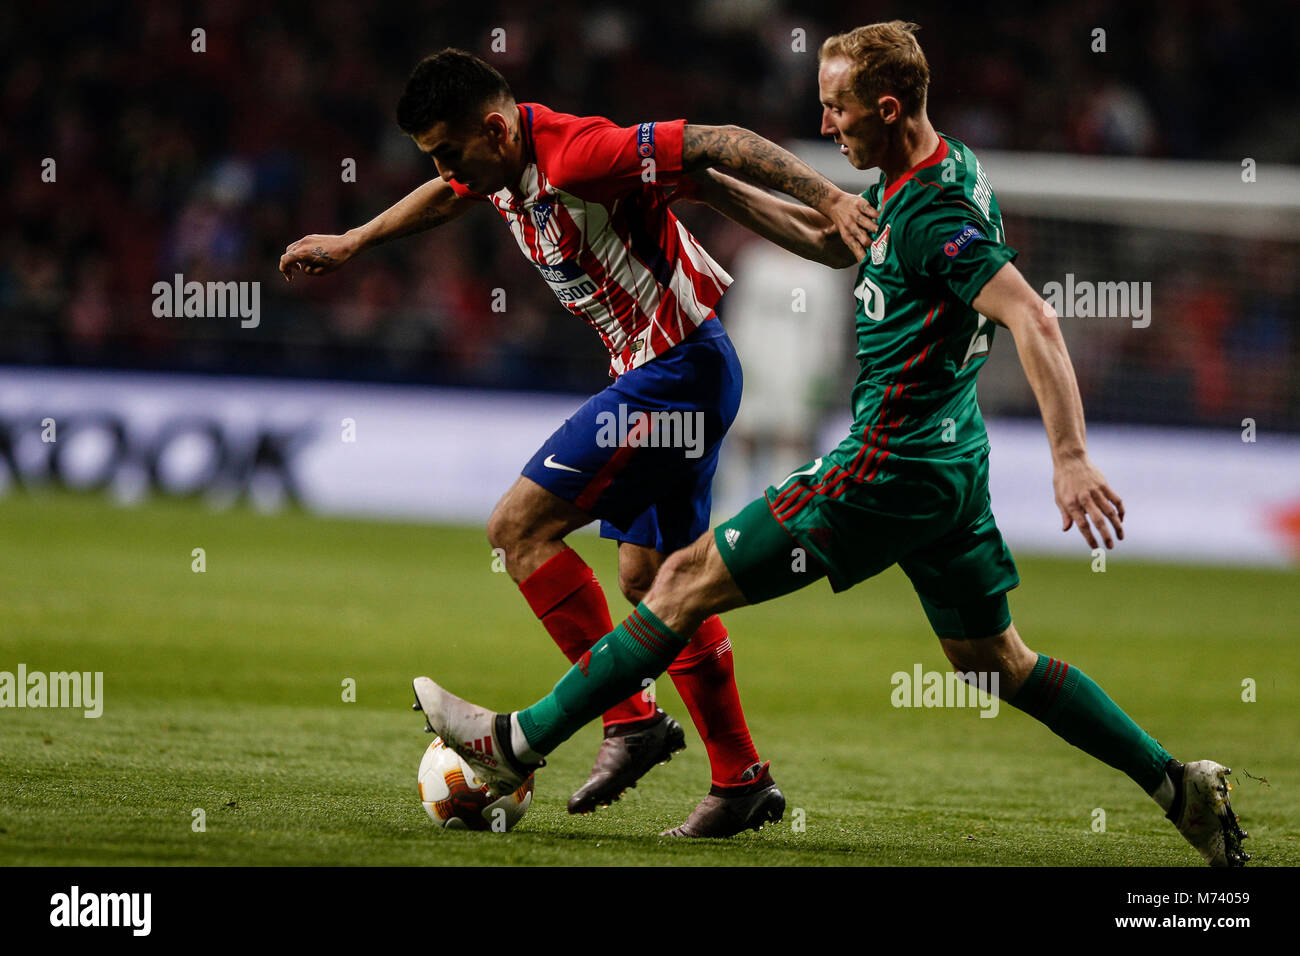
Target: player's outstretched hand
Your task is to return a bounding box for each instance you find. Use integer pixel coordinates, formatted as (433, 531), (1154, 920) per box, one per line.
(1054, 454), (1125, 550)
(279, 233), (358, 281)
(825, 190), (878, 261)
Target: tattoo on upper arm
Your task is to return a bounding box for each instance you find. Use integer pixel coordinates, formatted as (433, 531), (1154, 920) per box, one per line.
(412, 182), (467, 231)
(419, 205), (451, 226)
(683, 125), (830, 211)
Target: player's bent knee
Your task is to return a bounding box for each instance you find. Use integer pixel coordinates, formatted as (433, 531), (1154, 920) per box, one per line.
(487, 479), (578, 557)
(941, 640), (991, 675)
(485, 502), (556, 584)
(646, 541), (705, 608)
(617, 546), (661, 605)
(486, 481), (533, 548)
(646, 533), (746, 625)
(485, 503), (518, 553)
(939, 623), (1035, 686)
(618, 571), (653, 605)
(646, 548), (698, 605)
(486, 507), (544, 570)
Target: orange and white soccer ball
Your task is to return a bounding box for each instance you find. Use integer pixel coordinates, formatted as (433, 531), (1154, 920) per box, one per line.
(417, 737), (534, 831)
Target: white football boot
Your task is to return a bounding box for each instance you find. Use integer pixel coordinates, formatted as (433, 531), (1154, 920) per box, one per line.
(1167, 759), (1250, 867)
(412, 677), (540, 796)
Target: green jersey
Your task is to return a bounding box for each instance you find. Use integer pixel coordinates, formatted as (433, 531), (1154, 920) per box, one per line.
(713, 135), (1023, 629)
(828, 133), (1016, 478)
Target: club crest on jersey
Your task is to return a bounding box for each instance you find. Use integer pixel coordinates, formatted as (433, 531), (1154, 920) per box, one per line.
(533, 202), (553, 231)
(943, 224), (984, 258)
(870, 223), (891, 265)
(637, 122), (656, 158)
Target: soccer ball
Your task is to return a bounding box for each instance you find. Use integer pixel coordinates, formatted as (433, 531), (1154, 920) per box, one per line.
(417, 738), (534, 831)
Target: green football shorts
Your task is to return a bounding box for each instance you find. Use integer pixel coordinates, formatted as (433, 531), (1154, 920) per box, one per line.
(713, 446), (1019, 639)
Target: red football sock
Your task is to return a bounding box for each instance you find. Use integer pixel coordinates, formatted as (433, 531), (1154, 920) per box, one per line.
(518, 546), (656, 727)
(667, 615), (761, 787)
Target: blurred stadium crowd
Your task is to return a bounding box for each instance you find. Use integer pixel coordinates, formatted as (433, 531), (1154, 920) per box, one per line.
(3, 0), (1297, 429)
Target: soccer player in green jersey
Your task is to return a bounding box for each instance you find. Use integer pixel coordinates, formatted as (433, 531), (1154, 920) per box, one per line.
(412, 21), (1248, 865)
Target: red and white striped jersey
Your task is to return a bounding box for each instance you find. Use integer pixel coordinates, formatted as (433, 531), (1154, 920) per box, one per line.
(447, 103), (732, 377)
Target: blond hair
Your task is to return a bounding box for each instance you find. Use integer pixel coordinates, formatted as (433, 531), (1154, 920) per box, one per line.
(820, 21), (930, 116)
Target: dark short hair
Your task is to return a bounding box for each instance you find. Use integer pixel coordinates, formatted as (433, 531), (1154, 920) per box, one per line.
(396, 48), (514, 135)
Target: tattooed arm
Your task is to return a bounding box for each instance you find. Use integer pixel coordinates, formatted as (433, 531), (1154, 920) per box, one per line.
(682, 124), (876, 259)
(280, 177), (472, 280)
(679, 168), (857, 268)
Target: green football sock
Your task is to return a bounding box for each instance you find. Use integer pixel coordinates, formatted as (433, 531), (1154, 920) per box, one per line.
(1009, 653), (1171, 794)
(517, 603), (687, 756)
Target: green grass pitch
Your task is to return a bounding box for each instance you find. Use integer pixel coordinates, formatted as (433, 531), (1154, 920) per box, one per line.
(1, 492), (1296, 866)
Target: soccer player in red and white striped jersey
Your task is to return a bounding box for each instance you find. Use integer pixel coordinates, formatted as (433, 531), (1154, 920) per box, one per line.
(281, 49), (875, 836)
(442, 100), (730, 378)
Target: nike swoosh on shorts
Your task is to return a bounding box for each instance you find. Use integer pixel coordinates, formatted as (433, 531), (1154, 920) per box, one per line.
(543, 455), (583, 473)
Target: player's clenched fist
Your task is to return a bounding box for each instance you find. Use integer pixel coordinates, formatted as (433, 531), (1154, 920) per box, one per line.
(279, 233), (358, 281)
